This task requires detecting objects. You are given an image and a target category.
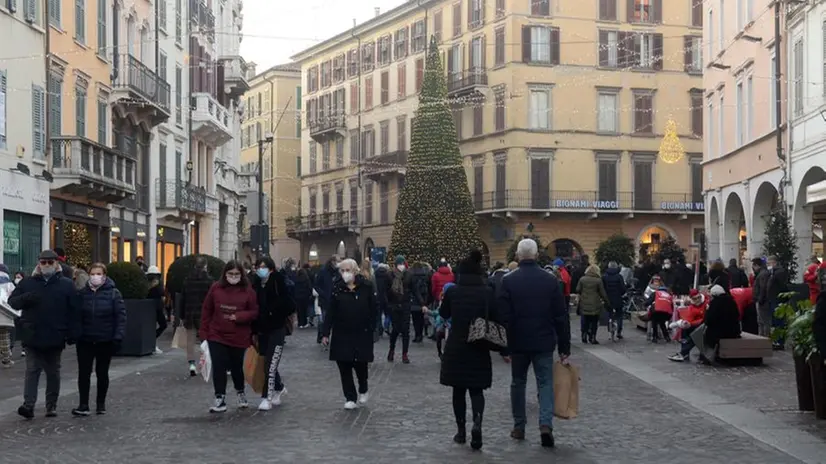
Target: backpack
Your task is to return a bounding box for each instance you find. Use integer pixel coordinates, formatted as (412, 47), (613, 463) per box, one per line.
(391, 271), (405, 300)
(818, 267), (826, 291)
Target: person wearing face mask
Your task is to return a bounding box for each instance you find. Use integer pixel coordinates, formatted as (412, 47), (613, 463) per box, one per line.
(199, 260), (259, 413)
(8, 250), (81, 419)
(322, 259), (378, 410)
(72, 263), (127, 416)
(0, 263), (18, 368)
(385, 255), (413, 363)
(251, 257), (295, 411)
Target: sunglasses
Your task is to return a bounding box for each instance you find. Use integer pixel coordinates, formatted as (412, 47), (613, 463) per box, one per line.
(39, 260), (55, 265)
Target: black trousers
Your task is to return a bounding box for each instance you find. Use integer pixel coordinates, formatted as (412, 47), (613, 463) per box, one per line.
(76, 341), (114, 407)
(583, 314), (600, 338)
(207, 341), (246, 396)
(411, 310), (425, 339)
(388, 305), (411, 354)
(336, 361), (368, 402)
(452, 387), (485, 424)
(651, 311), (671, 341)
(260, 328), (286, 398)
(155, 299), (168, 338)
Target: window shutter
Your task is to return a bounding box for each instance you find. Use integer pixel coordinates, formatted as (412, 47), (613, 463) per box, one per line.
(633, 95), (642, 131)
(521, 26), (532, 62)
(598, 30), (608, 66)
(0, 71), (6, 149)
(692, 0), (702, 27)
(404, 26), (409, 57)
(97, 99), (106, 143)
(550, 27), (560, 65)
(415, 58), (424, 92)
(683, 36), (692, 71)
(617, 31), (627, 68)
(25, 0), (35, 21)
(480, 35), (486, 69)
(598, 0), (606, 19)
(645, 96), (654, 131)
(652, 33), (663, 70)
(447, 47), (455, 75)
(467, 0), (472, 28)
(653, 0), (662, 23)
(626, 0), (634, 22)
(31, 85), (44, 155)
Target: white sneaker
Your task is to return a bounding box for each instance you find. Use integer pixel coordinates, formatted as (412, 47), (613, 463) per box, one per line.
(236, 391), (249, 409)
(357, 392), (369, 405)
(344, 401), (358, 410)
(154, 346), (163, 355)
(271, 387), (286, 406)
(258, 398), (273, 411)
(209, 396), (227, 413)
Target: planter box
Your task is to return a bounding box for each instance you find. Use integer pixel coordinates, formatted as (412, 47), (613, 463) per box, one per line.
(116, 299), (157, 357)
(810, 353), (826, 420)
(794, 353), (815, 412)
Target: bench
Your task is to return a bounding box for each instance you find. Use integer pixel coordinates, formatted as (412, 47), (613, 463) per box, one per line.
(716, 332), (773, 365)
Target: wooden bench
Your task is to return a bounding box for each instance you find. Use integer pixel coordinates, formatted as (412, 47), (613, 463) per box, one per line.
(716, 332), (773, 365)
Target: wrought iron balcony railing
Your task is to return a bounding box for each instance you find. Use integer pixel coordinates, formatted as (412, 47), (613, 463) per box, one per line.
(50, 136), (136, 202)
(155, 179), (207, 214)
(473, 190), (704, 213)
(114, 54), (171, 114)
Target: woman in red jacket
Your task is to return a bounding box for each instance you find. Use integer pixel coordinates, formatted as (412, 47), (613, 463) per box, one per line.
(802, 256), (824, 305)
(200, 260), (259, 413)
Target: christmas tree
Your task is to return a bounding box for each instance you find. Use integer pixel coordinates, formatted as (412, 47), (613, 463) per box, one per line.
(762, 202), (799, 279)
(388, 35), (482, 265)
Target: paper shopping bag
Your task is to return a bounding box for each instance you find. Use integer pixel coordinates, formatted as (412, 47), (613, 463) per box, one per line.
(553, 361), (580, 419)
(243, 346), (266, 394)
(171, 327), (187, 349)
(199, 341), (212, 383)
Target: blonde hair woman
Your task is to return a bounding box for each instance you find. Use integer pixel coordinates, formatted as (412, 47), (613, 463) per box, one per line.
(360, 258), (374, 282)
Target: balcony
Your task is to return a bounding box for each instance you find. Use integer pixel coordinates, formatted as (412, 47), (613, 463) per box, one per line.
(285, 211), (355, 238)
(364, 150), (408, 180)
(155, 179), (207, 221)
(190, 0), (215, 40)
(309, 114), (347, 142)
(112, 54), (171, 126)
(191, 93), (233, 146)
(447, 69), (488, 99)
(50, 136), (137, 203)
(220, 55), (249, 99)
(473, 190), (705, 215)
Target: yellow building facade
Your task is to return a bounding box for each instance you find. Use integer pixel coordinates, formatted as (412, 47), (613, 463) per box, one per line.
(240, 63), (302, 265)
(291, 0), (704, 264)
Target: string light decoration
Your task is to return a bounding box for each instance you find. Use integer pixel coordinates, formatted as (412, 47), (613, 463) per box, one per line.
(388, 35), (482, 266)
(658, 117), (685, 164)
(65, 224), (92, 270)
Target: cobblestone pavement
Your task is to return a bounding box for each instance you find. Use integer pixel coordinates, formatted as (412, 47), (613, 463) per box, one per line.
(586, 318), (826, 441)
(0, 328), (812, 463)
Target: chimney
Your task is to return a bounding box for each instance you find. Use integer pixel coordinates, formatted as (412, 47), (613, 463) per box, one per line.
(374, 7), (380, 17)
(246, 61), (257, 79)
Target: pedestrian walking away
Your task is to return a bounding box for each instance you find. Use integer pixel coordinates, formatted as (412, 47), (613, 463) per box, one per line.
(386, 255), (412, 364)
(576, 264), (609, 344)
(180, 257), (214, 376)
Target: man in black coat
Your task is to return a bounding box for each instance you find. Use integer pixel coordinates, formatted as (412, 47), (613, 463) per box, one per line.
(765, 255), (790, 349)
(498, 239), (570, 448)
(727, 259), (748, 289)
(314, 256), (341, 344)
(408, 262), (431, 343)
(602, 262), (626, 338)
(180, 257), (214, 375)
(9, 249), (81, 419)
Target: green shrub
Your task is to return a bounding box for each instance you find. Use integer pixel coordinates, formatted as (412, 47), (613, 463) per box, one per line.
(165, 254), (225, 295)
(106, 262), (150, 300)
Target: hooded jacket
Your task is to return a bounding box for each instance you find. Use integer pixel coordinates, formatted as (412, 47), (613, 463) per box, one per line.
(9, 271), (81, 349)
(78, 277), (127, 343)
(431, 265), (455, 302)
(576, 266), (608, 316)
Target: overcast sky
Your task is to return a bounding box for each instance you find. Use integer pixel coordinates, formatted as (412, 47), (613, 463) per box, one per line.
(240, 0), (408, 71)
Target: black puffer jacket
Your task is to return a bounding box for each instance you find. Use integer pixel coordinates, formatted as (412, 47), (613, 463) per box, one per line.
(602, 267), (625, 310)
(251, 271), (295, 334)
(704, 293), (741, 347)
(180, 269), (214, 330)
(323, 276), (378, 363)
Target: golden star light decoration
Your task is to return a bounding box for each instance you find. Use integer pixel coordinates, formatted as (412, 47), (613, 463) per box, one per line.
(658, 118), (685, 164)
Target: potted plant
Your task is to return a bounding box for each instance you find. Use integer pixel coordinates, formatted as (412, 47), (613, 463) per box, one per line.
(777, 293), (816, 412)
(106, 261), (155, 356)
(788, 305), (826, 420)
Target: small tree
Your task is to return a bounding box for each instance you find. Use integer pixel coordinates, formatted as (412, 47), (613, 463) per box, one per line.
(595, 234), (636, 269)
(165, 254), (226, 295)
(655, 236), (687, 264)
(506, 235), (552, 267)
(762, 203), (799, 279)
(106, 262), (150, 300)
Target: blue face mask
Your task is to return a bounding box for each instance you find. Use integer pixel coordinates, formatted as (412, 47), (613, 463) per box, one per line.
(256, 268), (270, 279)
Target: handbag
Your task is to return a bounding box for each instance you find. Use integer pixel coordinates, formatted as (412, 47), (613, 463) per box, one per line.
(467, 297), (507, 352)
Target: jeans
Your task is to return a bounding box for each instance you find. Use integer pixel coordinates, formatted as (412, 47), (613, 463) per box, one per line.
(389, 305), (410, 354)
(679, 327), (697, 356)
(207, 341), (246, 397)
(260, 328), (286, 398)
(336, 361), (368, 402)
(76, 341), (114, 407)
(510, 351), (555, 430)
(24, 348), (63, 408)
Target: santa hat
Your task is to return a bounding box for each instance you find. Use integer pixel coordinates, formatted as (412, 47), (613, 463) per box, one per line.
(689, 289), (700, 298)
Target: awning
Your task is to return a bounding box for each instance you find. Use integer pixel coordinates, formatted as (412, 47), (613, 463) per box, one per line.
(806, 180), (826, 206)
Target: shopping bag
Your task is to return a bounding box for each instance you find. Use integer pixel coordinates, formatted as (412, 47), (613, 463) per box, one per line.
(553, 361), (580, 419)
(199, 340), (212, 383)
(243, 346), (266, 394)
(171, 327), (186, 349)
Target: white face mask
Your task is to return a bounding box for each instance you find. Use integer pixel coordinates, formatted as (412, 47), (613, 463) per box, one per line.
(89, 275), (105, 287)
(663, 263), (671, 269)
(227, 275), (241, 285)
(13, 278), (21, 285)
(396, 264), (405, 272)
(341, 271), (354, 284)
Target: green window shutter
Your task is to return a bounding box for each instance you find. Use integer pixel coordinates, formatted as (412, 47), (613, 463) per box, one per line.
(24, 0), (35, 22)
(49, 75), (62, 136)
(75, 88), (86, 137)
(97, 0), (106, 56)
(0, 70), (7, 150)
(32, 85), (46, 157)
(97, 99), (106, 144)
(75, 0), (85, 42)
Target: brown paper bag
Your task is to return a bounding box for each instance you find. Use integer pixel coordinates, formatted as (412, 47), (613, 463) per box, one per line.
(171, 327), (186, 349)
(243, 346), (266, 394)
(553, 361), (580, 419)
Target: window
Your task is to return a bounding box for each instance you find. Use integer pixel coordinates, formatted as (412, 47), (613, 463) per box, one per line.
(737, 0), (743, 30)
(361, 127), (375, 158)
(684, 36), (702, 72)
(470, 35), (485, 71)
(793, 38), (803, 116)
(632, 33), (663, 69)
(692, 0), (703, 27)
(718, 91), (725, 156)
(347, 48), (359, 78)
(529, 86), (552, 130)
(707, 97), (715, 158)
(336, 186), (344, 212)
(364, 182), (373, 224)
(448, 43), (462, 84)
(75, 86), (87, 137)
(97, 0), (106, 56)
(380, 71), (389, 105)
(97, 96), (107, 144)
(322, 189), (329, 213)
(175, 0), (182, 44)
(333, 54), (345, 82)
(598, 30), (619, 67)
(473, 102), (483, 135)
(770, 53), (776, 127)
(522, 26), (560, 65)
(690, 157), (703, 203)
(531, 0), (550, 16)
(263, 89), (270, 116)
(597, 91), (619, 133)
(746, 0), (753, 23)
(453, 2), (461, 37)
(473, 160), (484, 209)
(309, 192), (317, 216)
(530, 153), (551, 209)
(494, 154), (506, 209)
(349, 183), (358, 222)
(0, 70), (5, 149)
(494, 87), (506, 131)
(632, 92), (653, 134)
(433, 10), (443, 43)
(397, 116), (407, 151)
(349, 129), (359, 163)
(394, 27), (409, 60)
(48, 73), (62, 137)
(48, 0), (60, 26)
(336, 137), (344, 167)
(633, 158), (653, 210)
(468, 0), (484, 28)
(452, 108), (463, 139)
(746, 75), (753, 141)
(74, 0), (85, 42)
(690, 89), (703, 136)
(379, 181), (389, 223)
(350, 82), (359, 114)
(320, 61), (331, 88)
(380, 121), (389, 154)
(378, 35), (392, 66)
(320, 141), (329, 171)
(495, 28), (505, 65)
(708, 10), (714, 58)
(736, 80), (744, 147)
(397, 64), (407, 99)
(31, 84), (46, 157)
(159, 51), (167, 83)
(597, 157), (618, 202)
(309, 142), (317, 174)
(362, 42), (375, 72)
(718, 0), (724, 52)
(364, 76), (373, 109)
(411, 20), (425, 53)
(175, 65), (182, 125)
(495, 0), (505, 17)
(415, 58), (424, 92)
(159, 0), (166, 31)
(629, 0), (660, 23)
(307, 66), (318, 93)
(599, 0), (617, 20)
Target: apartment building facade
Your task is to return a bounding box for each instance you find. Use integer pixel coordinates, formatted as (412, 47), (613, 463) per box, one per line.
(291, 0), (705, 264)
(239, 63), (301, 266)
(0, 0), (51, 273)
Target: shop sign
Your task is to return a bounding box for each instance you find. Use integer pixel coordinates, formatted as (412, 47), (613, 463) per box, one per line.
(2, 219), (19, 255)
(554, 199), (619, 210)
(660, 201), (704, 212)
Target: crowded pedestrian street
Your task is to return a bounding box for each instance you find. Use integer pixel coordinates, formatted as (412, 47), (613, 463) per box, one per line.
(0, 327), (821, 464)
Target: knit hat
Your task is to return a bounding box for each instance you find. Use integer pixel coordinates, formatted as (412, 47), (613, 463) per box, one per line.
(0, 264), (8, 274)
(689, 289), (699, 297)
(710, 285), (726, 296)
(394, 255), (406, 266)
(553, 258), (564, 267)
(38, 249), (59, 260)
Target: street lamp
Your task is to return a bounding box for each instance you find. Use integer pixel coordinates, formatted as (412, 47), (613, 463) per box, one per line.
(255, 132), (274, 257)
